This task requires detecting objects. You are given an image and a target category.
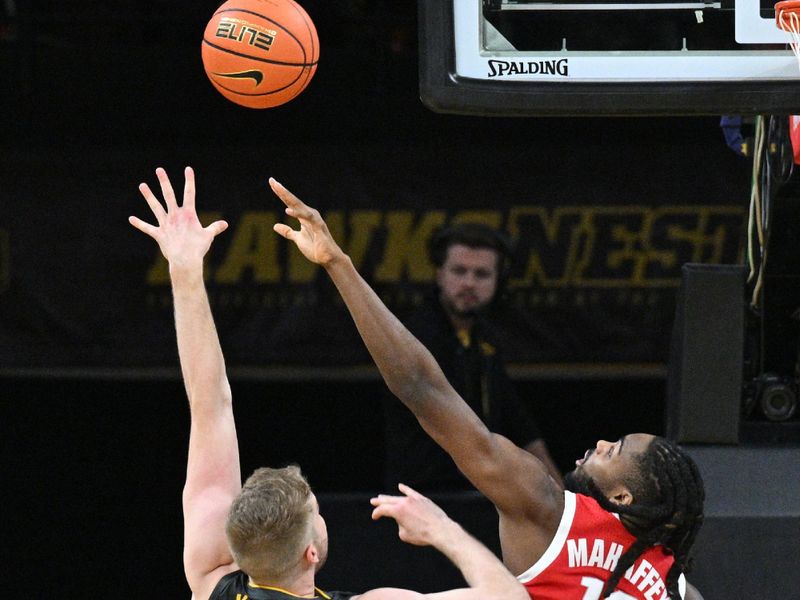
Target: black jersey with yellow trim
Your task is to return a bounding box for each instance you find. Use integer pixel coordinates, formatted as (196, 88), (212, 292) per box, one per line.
(210, 570), (356, 600)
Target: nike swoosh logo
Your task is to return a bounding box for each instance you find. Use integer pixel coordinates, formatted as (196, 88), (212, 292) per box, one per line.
(212, 70), (264, 86)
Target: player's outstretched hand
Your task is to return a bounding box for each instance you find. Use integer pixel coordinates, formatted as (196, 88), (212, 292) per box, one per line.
(370, 483), (455, 548)
(129, 167), (228, 269)
(270, 178), (346, 267)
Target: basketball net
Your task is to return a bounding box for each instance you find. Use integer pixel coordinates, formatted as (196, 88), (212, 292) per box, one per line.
(776, 2), (800, 163)
(776, 1), (800, 68)
(790, 115), (800, 165)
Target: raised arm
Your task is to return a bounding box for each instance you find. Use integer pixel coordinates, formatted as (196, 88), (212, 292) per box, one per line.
(269, 179), (562, 530)
(353, 484), (528, 600)
(129, 167), (239, 599)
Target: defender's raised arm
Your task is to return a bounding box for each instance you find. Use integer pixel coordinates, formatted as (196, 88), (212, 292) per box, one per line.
(130, 167), (239, 599)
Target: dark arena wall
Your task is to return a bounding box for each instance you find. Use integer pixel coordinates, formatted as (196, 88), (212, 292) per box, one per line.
(3, 377), (798, 598)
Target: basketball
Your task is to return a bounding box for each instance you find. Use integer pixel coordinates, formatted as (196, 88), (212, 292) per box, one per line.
(201, 0), (319, 109)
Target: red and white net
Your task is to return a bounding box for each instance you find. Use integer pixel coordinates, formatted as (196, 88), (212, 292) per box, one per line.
(776, 0), (800, 68)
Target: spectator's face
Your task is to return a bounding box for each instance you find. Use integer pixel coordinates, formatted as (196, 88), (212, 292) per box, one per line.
(436, 244), (500, 320)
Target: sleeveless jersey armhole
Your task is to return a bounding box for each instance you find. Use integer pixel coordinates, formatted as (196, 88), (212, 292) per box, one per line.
(516, 490), (577, 583)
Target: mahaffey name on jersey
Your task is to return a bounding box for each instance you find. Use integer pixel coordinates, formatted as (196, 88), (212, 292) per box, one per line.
(568, 538), (670, 600)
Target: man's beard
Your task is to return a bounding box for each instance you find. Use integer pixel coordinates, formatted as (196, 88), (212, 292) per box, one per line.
(564, 468), (594, 496)
(442, 295), (489, 321)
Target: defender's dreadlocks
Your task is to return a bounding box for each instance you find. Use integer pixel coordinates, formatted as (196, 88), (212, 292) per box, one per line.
(582, 437), (705, 599)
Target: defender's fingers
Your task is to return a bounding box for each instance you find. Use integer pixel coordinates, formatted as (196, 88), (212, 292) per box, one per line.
(138, 183), (167, 222)
(398, 483), (423, 500)
(205, 219), (228, 238)
(128, 216), (159, 239)
(183, 166), (196, 210)
(156, 167), (179, 211)
(371, 503), (399, 521)
(370, 494), (401, 506)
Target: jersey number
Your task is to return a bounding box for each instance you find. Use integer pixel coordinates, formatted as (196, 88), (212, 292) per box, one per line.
(580, 576), (637, 600)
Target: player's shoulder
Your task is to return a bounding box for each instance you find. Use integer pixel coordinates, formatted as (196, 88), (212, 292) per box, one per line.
(208, 572), (356, 600)
(568, 492), (631, 534)
(208, 570), (247, 599)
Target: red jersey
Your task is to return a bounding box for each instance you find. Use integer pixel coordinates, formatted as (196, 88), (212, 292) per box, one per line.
(517, 491), (685, 600)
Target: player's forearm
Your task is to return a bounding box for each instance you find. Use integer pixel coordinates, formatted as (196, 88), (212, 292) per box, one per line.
(170, 264), (231, 407)
(322, 254), (498, 468)
(323, 255), (450, 411)
(433, 520), (527, 600)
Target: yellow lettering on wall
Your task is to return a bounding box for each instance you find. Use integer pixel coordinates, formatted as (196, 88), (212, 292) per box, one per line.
(571, 206), (745, 287)
(140, 206), (745, 289)
(373, 211), (446, 282)
(507, 205), (745, 288)
(572, 207), (678, 286)
(508, 207), (585, 287)
(605, 207), (675, 286)
(214, 211), (281, 283)
(450, 211), (503, 229)
(661, 206), (743, 265)
(347, 210), (382, 268)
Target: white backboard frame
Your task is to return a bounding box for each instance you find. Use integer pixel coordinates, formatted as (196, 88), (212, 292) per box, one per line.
(453, 0), (798, 82)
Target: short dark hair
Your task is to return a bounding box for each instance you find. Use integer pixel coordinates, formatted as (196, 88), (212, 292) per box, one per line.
(429, 222), (513, 274)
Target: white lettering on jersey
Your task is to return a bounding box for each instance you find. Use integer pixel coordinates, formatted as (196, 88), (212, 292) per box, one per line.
(567, 541), (671, 599)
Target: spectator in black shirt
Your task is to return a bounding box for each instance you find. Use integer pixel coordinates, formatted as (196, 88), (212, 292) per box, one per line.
(382, 223), (561, 491)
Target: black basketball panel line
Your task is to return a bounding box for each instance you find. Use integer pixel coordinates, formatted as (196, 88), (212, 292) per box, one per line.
(286, 0), (318, 63)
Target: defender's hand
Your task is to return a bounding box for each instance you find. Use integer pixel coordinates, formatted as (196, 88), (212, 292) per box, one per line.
(128, 167), (228, 270)
(270, 178), (345, 267)
(370, 483), (454, 548)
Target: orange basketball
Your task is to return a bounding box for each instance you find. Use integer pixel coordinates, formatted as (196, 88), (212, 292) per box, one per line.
(201, 0), (319, 109)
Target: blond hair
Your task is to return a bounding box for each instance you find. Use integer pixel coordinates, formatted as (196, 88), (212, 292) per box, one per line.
(226, 465), (314, 581)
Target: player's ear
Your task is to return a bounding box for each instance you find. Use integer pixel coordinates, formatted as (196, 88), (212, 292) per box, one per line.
(304, 542), (320, 565)
(609, 486), (633, 506)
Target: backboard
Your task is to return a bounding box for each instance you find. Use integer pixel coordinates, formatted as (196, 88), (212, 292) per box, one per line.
(419, 0), (800, 115)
